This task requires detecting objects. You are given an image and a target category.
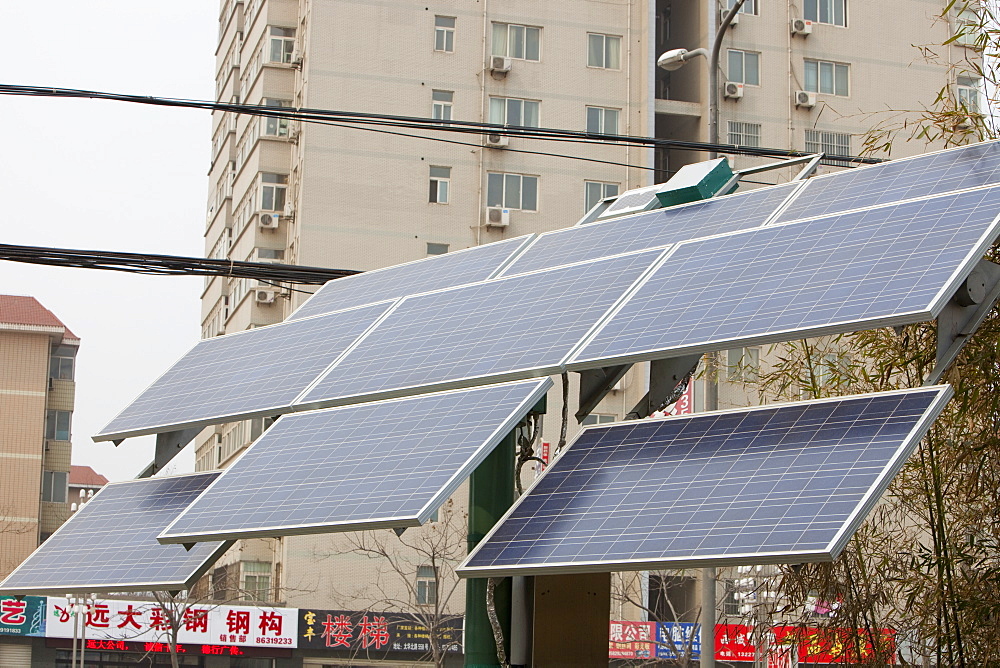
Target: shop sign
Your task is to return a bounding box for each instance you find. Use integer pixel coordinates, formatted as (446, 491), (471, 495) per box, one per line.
(299, 609), (462, 654)
(609, 620), (655, 659)
(45, 597), (298, 648)
(655, 622), (700, 659)
(0, 595), (46, 636)
(717, 623), (755, 661)
(772, 626), (895, 664)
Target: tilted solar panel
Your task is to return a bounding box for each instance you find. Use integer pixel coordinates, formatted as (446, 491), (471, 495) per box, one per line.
(458, 387), (951, 577)
(158, 379), (551, 544)
(571, 186), (1000, 370)
(0, 473), (230, 595)
(287, 235), (535, 322)
(774, 140), (1000, 224)
(95, 301), (395, 441)
(297, 248), (666, 410)
(500, 182), (799, 277)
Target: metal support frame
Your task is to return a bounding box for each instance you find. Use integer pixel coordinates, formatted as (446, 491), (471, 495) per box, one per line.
(576, 364), (632, 422)
(927, 259), (1000, 385)
(629, 355), (702, 418)
(136, 428), (202, 479)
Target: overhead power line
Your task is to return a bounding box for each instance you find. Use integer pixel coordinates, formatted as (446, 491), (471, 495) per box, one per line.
(0, 243), (356, 285)
(0, 84), (884, 165)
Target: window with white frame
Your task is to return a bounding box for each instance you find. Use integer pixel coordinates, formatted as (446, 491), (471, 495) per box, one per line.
(263, 98), (292, 137)
(804, 59), (849, 96)
(953, 5), (980, 46)
(957, 76), (981, 113)
(727, 347), (760, 382)
(260, 173), (288, 211)
(728, 121), (761, 147)
(45, 410), (71, 441)
(489, 97), (540, 128)
(268, 26), (295, 63)
(726, 0), (757, 14)
(587, 33), (621, 69)
(728, 49), (760, 85)
(492, 22), (540, 61)
(416, 565), (438, 605)
(435, 16), (455, 52)
(429, 166), (451, 204)
(50, 345), (76, 381)
(805, 129), (852, 165)
(586, 106), (620, 137)
(585, 181), (619, 212)
(804, 0), (846, 26)
(432, 90), (453, 123)
(487, 172), (538, 211)
(242, 561), (272, 601)
(42, 471), (68, 503)
(581, 413), (617, 425)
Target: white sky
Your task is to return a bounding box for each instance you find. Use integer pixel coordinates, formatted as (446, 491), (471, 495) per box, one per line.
(0, 2), (218, 481)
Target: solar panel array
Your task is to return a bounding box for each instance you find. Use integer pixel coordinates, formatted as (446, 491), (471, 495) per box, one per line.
(288, 235), (534, 322)
(571, 185), (1000, 369)
(458, 387), (951, 577)
(159, 379), (550, 544)
(0, 473), (230, 595)
(96, 301), (395, 441)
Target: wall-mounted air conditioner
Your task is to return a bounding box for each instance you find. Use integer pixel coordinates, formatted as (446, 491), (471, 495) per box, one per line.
(490, 56), (512, 74)
(486, 207), (511, 227)
(794, 90), (817, 108)
(258, 212), (280, 229)
(484, 133), (509, 148)
(723, 8), (740, 26)
(790, 18), (813, 35)
(255, 289), (277, 304)
(724, 82), (745, 99)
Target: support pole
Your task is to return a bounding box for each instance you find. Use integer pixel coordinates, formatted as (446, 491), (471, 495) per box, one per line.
(701, 567), (716, 668)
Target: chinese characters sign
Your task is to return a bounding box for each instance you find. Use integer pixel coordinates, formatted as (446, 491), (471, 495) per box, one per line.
(299, 609), (462, 654)
(0, 596), (46, 636)
(609, 621), (655, 660)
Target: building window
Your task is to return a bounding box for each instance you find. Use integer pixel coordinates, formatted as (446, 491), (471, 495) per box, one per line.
(432, 90), (453, 123)
(426, 242), (449, 256)
(429, 166), (451, 204)
(268, 26), (295, 63)
(804, 59), (849, 96)
(260, 173), (288, 211)
(727, 347), (760, 382)
(416, 565), (438, 605)
(726, 0), (757, 14)
(256, 248), (285, 261)
(728, 121), (761, 147)
(953, 5), (980, 46)
(586, 106), (620, 137)
(242, 561), (271, 601)
(42, 471), (68, 503)
(262, 98), (292, 137)
(489, 97), (540, 128)
(492, 22), (540, 61)
(435, 16), (456, 52)
(728, 50), (760, 85)
(50, 345), (75, 381)
(585, 181), (619, 212)
(805, 129), (852, 165)
(804, 0), (846, 26)
(957, 76), (981, 113)
(723, 580), (743, 615)
(581, 413), (617, 425)
(45, 410), (71, 441)
(487, 172), (538, 211)
(587, 33), (621, 69)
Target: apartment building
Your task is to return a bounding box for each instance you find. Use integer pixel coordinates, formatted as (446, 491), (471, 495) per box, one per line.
(196, 0), (976, 660)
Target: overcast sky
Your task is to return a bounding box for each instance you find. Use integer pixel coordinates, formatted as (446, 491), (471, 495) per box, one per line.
(0, 2), (218, 481)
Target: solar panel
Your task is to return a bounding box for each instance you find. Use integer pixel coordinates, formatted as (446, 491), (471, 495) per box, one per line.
(0, 473), (230, 595)
(571, 186), (1000, 370)
(598, 183), (669, 217)
(296, 249), (666, 410)
(158, 379), (551, 544)
(501, 183), (799, 276)
(458, 387), (952, 577)
(774, 140), (1000, 224)
(287, 235), (535, 322)
(95, 301), (395, 441)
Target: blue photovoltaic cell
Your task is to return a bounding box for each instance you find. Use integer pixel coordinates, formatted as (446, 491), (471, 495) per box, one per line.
(159, 379), (551, 543)
(572, 186), (1000, 369)
(299, 249), (665, 409)
(96, 301), (394, 441)
(287, 236), (533, 321)
(503, 183), (798, 276)
(775, 140), (1000, 224)
(0, 473), (229, 595)
(458, 387), (951, 577)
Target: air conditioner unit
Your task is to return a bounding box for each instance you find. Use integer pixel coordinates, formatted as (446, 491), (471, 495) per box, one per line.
(723, 8), (740, 26)
(484, 133), (509, 148)
(258, 212), (280, 229)
(957, 115), (974, 130)
(283, 202), (296, 218)
(288, 124), (301, 142)
(795, 90), (817, 108)
(291, 49), (303, 66)
(790, 18), (813, 35)
(490, 56), (512, 74)
(255, 289), (277, 304)
(724, 82), (744, 99)
(486, 207), (511, 227)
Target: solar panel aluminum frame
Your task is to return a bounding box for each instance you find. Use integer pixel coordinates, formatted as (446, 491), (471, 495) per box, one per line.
(157, 379), (552, 543)
(566, 187), (1000, 372)
(286, 233), (537, 322)
(92, 299), (401, 443)
(0, 473), (234, 596)
(457, 386), (954, 578)
(291, 247), (673, 412)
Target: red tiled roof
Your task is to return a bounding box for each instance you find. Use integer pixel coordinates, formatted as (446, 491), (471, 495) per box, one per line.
(70, 465), (109, 487)
(0, 295), (79, 340)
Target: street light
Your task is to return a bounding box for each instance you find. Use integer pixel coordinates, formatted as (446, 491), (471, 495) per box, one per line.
(656, 47), (708, 71)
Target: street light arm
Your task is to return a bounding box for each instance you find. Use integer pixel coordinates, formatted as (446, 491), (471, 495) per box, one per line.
(709, 0), (747, 159)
